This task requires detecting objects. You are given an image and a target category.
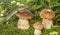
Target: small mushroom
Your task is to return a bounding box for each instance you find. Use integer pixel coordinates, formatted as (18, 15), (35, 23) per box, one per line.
(33, 22), (43, 35)
(16, 10), (33, 30)
(40, 9), (55, 29)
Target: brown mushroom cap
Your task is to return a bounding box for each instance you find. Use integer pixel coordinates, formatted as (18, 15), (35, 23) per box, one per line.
(40, 9), (55, 19)
(16, 10), (33, 19)
(33, 22), (43, 30)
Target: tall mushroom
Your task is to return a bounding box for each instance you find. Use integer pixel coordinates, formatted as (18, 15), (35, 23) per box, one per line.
(33, 22), (43, 35)
(40, 9), (55, 29)
(16, 10), (33, 30)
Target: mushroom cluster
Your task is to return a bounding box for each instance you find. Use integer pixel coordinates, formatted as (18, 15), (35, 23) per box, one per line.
(33, 22), (43, 35)
(16, 10), (33, 30)
(40, 9), (55, 29)
(15, 8), (55, 35)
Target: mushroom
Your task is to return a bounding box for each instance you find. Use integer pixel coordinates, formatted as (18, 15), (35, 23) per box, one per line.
(40, 9), (55, 29)
(33, 22), (43, 35)
(16, 10), (33, 30)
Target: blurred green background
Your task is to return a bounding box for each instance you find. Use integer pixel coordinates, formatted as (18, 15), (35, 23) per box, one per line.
(0, 0), (60, 35)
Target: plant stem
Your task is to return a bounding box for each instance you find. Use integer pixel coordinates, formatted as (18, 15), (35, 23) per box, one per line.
(48, 0), (51, 9)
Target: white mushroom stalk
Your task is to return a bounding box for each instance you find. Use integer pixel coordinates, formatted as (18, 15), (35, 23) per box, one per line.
(42, 18), (53, 29)
(40, 9), (55, 29)
(34, 29), (41, 35)
(18, 18), (30, 30)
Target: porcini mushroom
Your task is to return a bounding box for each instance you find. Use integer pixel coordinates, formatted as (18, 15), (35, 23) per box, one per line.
(16, 10), (33, 30)
(33, 22), (43, 35)
(40, 9), (55, 29)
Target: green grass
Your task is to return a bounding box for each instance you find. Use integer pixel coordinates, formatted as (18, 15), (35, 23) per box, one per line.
(0, 15), (60, 35)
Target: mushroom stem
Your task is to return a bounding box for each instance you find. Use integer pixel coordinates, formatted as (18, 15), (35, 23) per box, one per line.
(34, 29), (41, 35)
(42, 18), (53, 29)
(18, 18), (30, 30)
